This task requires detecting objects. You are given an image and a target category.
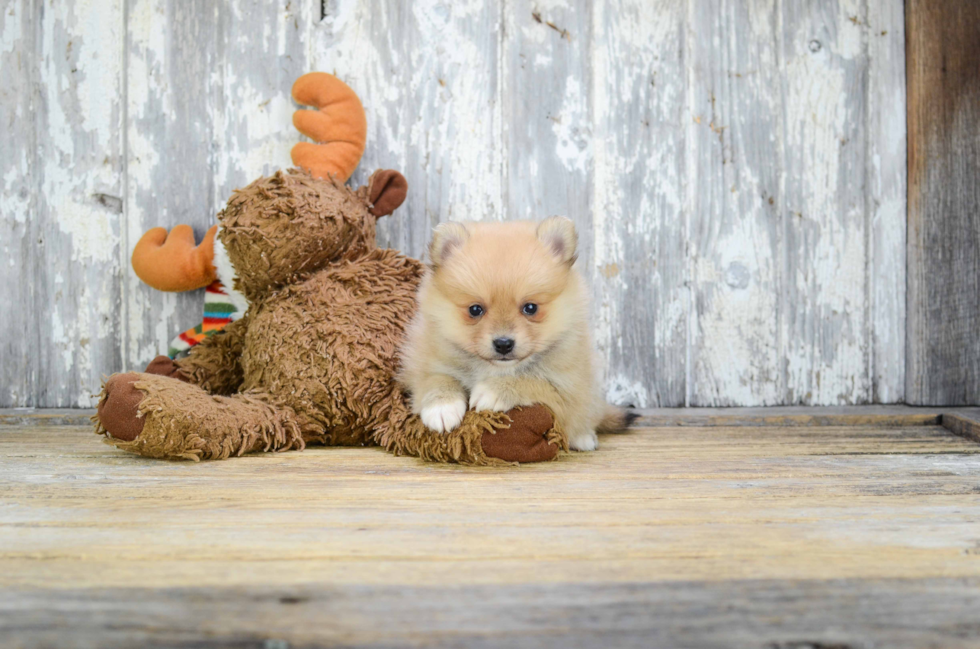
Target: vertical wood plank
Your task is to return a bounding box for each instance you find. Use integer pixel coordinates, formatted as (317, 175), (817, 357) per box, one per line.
(688, 0), (783, 406)
(867, 0), (905, 403)
(0, 0), (37, 406)
(123, 0), (218, 369)
(314, 0), (410, 252)
(592, 0), (687, 407)
(502, 0), (593, 267)
(125, 0), (316, 369)
(212, 0), (317, 201)
(34, 0), (125, 406)
(314, 0), (503, 260)
(780, 0), (871, 405)
(394, 0), (504, 255)
(906, 0), (980, 405)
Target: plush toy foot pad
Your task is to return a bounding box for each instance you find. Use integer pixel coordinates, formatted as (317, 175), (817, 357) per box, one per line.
(144, 355), (188, 381)
(97, 373), (146, 442)
(482, 405), (560, 463)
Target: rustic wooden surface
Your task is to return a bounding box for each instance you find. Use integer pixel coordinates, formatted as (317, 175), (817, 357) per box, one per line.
(0, 0), (36, 408)
(0, 408), (96, 426)
(1, 0), (909, 409)
(1, 421), (979, 647)
(4, 578), (980, 649)
(1, 0), (126, 408)
(905, 0), (980, 406)
(593, 0), (688, 408)
(941, 409), (980, 444)
(0, 404), (953, 428)
(868, 0), (907, 404)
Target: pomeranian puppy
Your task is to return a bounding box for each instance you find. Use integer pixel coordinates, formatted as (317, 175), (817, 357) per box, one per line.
(398, 216), (631, 451)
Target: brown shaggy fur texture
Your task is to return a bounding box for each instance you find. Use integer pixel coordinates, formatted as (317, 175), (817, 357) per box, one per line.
(94, 169), (566, 465)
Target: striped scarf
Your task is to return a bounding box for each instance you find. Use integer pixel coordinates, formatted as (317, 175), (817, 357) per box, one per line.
(167, 281), (242, 358)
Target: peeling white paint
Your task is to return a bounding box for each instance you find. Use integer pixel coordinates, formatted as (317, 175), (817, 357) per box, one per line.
(2, 158), (30, 224)
(592, 0), (688, 407)
(14, 0), (127, 406)
(40, 0), (123, 265)
(1, 2), (23, 54)
(2, 0), (909, 407)
(780, 6), (870, 405)
(868, 0), (907, 404)
(552, 76), (590, 173)
(692, 223), (781, 406)
(834, 0), (865, 60)
(214, 72), (295, 194)
(606, 375), (649, 409)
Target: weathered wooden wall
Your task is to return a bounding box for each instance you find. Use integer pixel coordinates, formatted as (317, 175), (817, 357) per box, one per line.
(0, 0), (909, 408)
(905, 0), (980, 406)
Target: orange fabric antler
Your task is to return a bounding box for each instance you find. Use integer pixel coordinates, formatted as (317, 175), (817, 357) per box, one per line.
(131, 225), (218, 292)
(291, 72), (367, 182)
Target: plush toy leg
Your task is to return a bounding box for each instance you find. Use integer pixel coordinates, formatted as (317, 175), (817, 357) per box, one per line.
(376, 397), (567, 466)
(94, 373), (311, 461)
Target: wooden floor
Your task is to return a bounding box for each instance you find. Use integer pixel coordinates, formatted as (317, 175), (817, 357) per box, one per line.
(2, 412), (980, 648)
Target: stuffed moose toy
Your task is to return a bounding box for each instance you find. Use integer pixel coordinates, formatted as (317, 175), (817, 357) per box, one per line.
(94, 73), (566, 465)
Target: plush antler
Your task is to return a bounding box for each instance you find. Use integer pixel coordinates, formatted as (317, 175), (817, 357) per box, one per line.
(131, 224), (218, 292)
(291, 72), (367, 182)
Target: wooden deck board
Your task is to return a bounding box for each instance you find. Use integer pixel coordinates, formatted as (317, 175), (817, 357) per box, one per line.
(1, 423), (979, 647)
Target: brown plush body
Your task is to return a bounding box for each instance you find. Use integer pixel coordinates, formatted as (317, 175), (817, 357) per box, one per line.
(96, 171), (565, 464)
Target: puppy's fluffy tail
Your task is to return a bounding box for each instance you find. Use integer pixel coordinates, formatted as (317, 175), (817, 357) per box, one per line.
(597, 404), (639, 434)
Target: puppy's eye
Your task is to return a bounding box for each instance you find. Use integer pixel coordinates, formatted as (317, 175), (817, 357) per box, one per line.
(521, 303), (538, 316)
(468, 304), (485, 318)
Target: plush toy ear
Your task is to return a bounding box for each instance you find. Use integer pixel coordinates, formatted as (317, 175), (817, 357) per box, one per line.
(536, 216), (577, 266)
(367, 169), (408, 217)
(429, 222), (469, 268)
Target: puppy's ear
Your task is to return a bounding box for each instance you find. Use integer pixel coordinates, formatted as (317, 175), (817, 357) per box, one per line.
(429, 222), (469, 268)
(536, 216), (577, 266)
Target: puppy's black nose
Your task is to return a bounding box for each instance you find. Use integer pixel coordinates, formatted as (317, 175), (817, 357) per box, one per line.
(493, 337), (515, 355)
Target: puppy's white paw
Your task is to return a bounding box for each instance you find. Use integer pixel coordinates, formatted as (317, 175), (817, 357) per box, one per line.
(568, 430), (598, 452)
(420, 398), (467, 433)
(469, 383), (516, 413)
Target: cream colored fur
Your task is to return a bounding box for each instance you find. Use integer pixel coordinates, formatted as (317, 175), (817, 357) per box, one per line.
(399, 217), (624, 451)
